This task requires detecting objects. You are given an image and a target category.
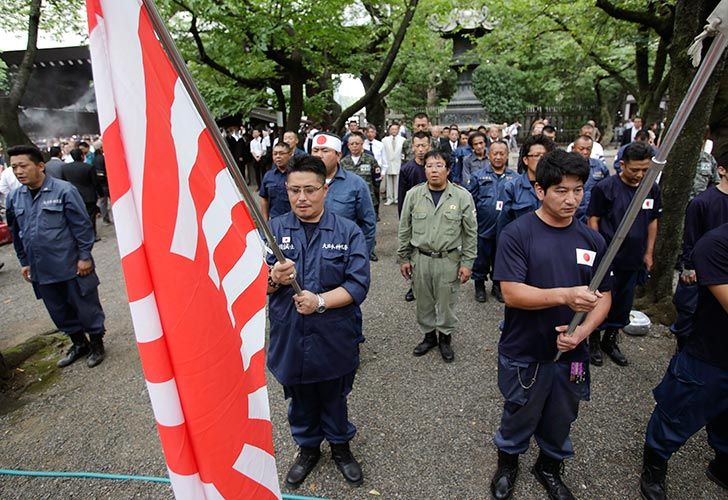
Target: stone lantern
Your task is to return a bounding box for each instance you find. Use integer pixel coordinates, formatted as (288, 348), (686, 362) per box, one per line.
(429, 6), (494, 127)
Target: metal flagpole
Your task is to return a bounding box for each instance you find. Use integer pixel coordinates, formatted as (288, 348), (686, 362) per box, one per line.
(140, 0), (302, 295)
(555, 3), (728, 361)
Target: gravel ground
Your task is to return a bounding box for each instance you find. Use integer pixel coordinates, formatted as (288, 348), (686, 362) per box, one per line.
(0, 194), (725, 499)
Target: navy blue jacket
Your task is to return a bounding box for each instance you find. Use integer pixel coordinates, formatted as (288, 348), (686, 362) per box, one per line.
(259, 167), (290, 219)
(576, 158), (611, 223)
(468, 166), (516, 239)
(324, 166), (376, 253)
(7, 175), (94, 285)
(496, 172), (540, 238)
(266, 210), (370, 385)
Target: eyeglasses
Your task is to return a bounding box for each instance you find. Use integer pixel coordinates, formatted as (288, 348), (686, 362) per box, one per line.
(526, 153), (545, 159)
(286, 184), (325, 196)
(425, 163), (447, 169)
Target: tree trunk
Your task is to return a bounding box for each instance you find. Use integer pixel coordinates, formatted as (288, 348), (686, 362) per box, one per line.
(709, 70), (728, 157)
(0, 98), (34, 146)
(286, 76), (304, 131)
(645, 0), (726, 304)
(0, 0), (41, 147)
(0, 352), (9, 380)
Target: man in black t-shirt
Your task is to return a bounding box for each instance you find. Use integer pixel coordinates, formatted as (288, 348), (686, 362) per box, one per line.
(640, 223), (728, 499)
(489, 150), (612, 500)
(587, 141), (661, 367)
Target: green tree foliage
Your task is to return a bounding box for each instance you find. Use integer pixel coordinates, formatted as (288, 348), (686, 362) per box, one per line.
(471, 64), (529, 123)
(158, 0), (419, 131)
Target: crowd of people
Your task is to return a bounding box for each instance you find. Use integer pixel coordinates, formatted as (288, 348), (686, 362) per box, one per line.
(259, 112), (727, 500)
(1, 110), (726, 499)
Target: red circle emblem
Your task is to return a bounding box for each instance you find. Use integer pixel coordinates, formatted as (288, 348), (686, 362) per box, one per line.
(316, 135), (328, 145)
(583, 253), (591, 262)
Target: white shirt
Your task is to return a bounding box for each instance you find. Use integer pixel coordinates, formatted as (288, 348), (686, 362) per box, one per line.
(364, 138), (387, 171)
(0, 167), (22, 197)
(566, 141), (605, 163)
(250, 137), (264, 159)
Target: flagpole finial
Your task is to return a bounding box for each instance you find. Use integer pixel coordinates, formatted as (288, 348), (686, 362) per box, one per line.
(688, 0), (728, 66)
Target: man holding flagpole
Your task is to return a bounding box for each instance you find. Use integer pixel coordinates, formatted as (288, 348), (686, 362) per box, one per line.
(267, 155), (371, 489)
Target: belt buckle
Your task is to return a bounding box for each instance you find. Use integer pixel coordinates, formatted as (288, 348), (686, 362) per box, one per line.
(432, 251), (443, 258)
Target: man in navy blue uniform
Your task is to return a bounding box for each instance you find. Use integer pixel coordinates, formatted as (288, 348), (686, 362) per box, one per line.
(266, 155), (370, 489)
(467, 140), (515, 302)
(258, 141), (293, 220)
(6, 145), (106, 368)
(571, 135), (610, 223)
(493, 134), (555, 302)
(310, 132), (376, 257)
(456, 131), (490, 188)
(639, 223), (728, 499)
(489, 150), (612, 500)
(670, 154), (728, 350)
(587, 141), (661, 367)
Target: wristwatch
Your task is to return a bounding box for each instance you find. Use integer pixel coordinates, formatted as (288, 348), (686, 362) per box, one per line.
(315, 294), (326, 313)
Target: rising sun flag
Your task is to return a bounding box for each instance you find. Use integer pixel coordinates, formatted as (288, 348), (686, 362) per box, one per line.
(85, 0), (280, 498)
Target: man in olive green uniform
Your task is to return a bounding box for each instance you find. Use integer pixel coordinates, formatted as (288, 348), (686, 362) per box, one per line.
(397, 150), (478, 362)
(341, 130), (381, 221)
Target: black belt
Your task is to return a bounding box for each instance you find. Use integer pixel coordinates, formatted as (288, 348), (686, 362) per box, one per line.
(417, 248), (459, 258)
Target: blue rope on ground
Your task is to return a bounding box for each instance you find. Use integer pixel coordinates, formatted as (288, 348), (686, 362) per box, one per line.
(0, 469), (328, 500)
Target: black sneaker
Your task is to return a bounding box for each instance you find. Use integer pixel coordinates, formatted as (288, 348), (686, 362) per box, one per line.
(285, 446), (321, 488)
(57, 333), (90, 368)
(490, 450), (519, 499)
(330, 442), (363, 485)
(532, 453), (575, 500)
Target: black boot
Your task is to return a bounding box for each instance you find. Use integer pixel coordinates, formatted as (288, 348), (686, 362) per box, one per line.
(490, 450), (519, 500)
(602, 329), (628, 366)
(707, 450), (728, 490)
(87, 335), (106, 368)
(640, 444), (667, 500)
(57, 333), (90, 368)
(405, 287), (415, 302)
(413, 331), (438, 356)
(438, 332), (454, 362)
(589, 331), (603, 366)
(532, 452), (575, 500)
(285, 446), (321, 488)
(475, 280), (487, 303)
(330, 442), (363, 485)
(492, 282), (505, 303)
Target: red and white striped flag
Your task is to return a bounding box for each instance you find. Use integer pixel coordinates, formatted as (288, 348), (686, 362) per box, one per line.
(86, 1), (280, 498)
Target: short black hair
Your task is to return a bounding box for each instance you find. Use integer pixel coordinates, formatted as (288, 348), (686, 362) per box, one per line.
(413, 112), (429, 121)
(424, 150), (451, 169)
(468, 131), (487, 148)
(536, 150), (589, 191)
(77, 141), (90, 149)
(273, 141), (291, 152)
(542, 125), (556, 134)
(70, 148), (84, 161)
(489, 140), (509, 151)
(7, 145), (44, 164)
(716, 151), (728, 168)
(49, 146), (62, 158)
(412, 130), (431, 141)
(348, 130), (366, 142)
(574, 134), (593, 144)
(634, 129), (650, 142)
(287, 154), (326, 182)
(519, 134), (556, 167)
(622, 141), (654, 163)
